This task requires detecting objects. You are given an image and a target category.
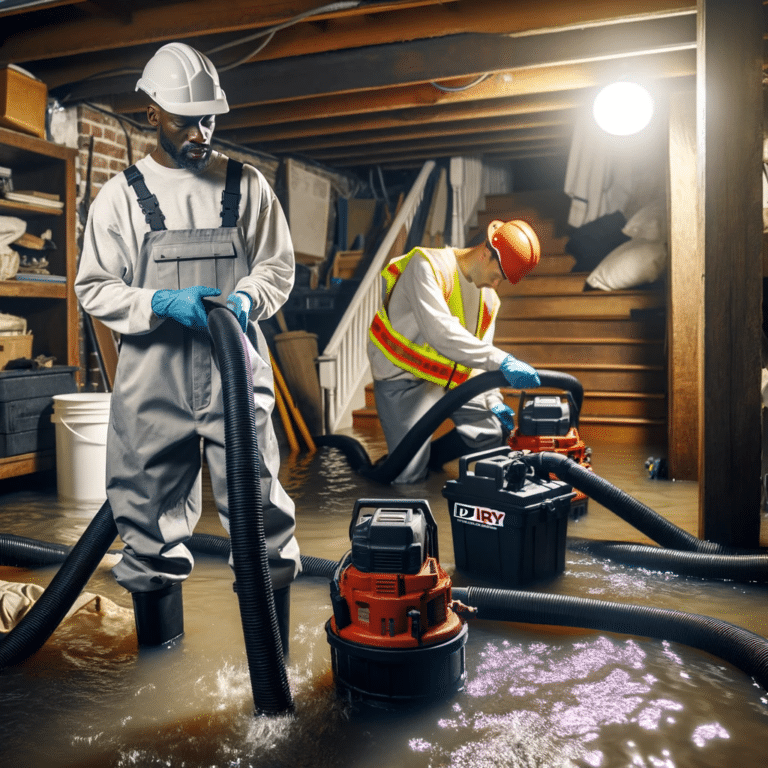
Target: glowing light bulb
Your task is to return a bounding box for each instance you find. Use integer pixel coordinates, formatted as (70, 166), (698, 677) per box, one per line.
(593, 82), (654, 136)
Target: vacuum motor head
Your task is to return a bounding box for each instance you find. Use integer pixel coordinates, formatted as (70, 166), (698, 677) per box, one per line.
(507, 392), (592, 519)
(350, 506), (427, 574)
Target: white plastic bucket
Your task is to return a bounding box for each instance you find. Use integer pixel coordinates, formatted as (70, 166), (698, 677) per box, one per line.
(51, 392), (111, 504)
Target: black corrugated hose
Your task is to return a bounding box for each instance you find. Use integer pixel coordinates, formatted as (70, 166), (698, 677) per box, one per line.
(569, 540), (768, 583)
(206, 306), (293, 716)
(315, 369), (584, 483)
(0, 499), (117, 668)
(450, 585), (768, 692)
(527, 452), (723, 553)
(0, 533), (69, 567)
(0, 531), (340, 582)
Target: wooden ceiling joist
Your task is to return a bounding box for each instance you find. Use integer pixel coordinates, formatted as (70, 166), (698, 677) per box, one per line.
(52, 14), (696, 107)
(325, 137), (568, 168)
(231, 114), (574, 155)
(305, 130), (571, 163)
(0, 0), (459, 62)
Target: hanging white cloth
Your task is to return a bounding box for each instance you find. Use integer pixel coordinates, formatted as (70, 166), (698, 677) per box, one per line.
(564, 112), (636, 228)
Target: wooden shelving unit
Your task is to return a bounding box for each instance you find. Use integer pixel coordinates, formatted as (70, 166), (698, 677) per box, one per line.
(0, 126), (80, 479)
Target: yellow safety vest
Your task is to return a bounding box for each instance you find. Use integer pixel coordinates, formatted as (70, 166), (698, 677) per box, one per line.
(369, 247), (499, 388)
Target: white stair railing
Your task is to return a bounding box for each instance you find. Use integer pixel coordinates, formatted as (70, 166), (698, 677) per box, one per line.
(317, 160), (436, 433)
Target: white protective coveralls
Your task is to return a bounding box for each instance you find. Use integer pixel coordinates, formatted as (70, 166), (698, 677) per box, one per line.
(367, 246), (509, 484)
(75, 151), (301, 593)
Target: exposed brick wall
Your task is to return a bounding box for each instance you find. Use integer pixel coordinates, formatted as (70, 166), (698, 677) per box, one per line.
(76, 104), (155, 205)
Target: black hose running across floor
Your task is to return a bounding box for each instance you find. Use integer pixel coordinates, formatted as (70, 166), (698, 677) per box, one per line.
(528, 452), (725, 553)
(1, 532), (339, 581)
(0, 499), (117, 668)
(316, 369), (583, 483)
(568, 539), (768, 582)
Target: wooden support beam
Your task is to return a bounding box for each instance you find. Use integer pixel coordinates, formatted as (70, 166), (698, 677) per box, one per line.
(2, 0), (694, 66)
(114, 49), (695, 118)
(667, 89), (700, 481)
(220, 100), (578, 145)
(309, 129), (570, 159)
(54, 15), (697, 106)
(697, 0), (763, 547)
(0, 0), (459, 62)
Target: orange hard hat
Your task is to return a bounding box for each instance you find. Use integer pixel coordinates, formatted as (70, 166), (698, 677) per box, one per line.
(488, 219), (540, 284)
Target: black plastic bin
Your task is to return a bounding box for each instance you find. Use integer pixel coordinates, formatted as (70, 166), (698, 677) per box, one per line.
(442, 447), (574, 587)
(0, 367), (78, 457)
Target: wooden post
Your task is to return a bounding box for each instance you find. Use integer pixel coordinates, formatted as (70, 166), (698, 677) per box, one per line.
(697, 0), (763, 547)
(667, 90), (700, 481)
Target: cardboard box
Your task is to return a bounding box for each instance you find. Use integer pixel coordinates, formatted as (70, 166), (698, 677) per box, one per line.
(0, 332), (33, 370)
(331, 249), (364, 281)
(0, 65), (47, 139)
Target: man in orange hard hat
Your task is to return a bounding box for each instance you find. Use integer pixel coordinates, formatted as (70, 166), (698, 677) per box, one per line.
(368, 218), (541, 483)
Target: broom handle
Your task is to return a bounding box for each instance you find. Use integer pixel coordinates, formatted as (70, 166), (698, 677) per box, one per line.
(273, 379), (300, 454)
(269, 352), (317, 453)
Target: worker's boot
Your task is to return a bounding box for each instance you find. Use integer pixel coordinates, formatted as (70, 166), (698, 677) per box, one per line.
(132, 582), (184, 647)
(427, 428), (471, 471)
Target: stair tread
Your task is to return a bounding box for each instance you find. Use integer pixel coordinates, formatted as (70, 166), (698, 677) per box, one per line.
(580, 415), (666, 425)
(500, 289), (663, 298)
(354, 409), (665, 426)
(496, 337), (664, 345)
(518, 362), (665, 371)
(364, 383), (666, 397)
(498, 314), (664, 321)
(503, 387), (665, 398)
(583, 390), (666, 399)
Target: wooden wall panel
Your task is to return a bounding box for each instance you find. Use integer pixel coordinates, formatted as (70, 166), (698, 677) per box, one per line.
(667, 90), (700, 480)
(697, 0), (763, 547)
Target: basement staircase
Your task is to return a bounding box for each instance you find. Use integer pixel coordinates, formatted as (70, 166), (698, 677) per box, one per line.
(353, 190), (667, 447)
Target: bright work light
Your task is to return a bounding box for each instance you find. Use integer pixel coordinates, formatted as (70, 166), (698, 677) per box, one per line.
(593, 81), (654, 136)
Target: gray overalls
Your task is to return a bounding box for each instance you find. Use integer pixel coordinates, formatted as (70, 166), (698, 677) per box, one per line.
(108, 159), (300, 594)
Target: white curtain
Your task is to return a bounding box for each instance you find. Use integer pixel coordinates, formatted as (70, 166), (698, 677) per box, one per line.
(564, 112), (635, 228)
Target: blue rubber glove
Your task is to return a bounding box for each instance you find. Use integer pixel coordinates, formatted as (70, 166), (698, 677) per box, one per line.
(491, 403), (516, 431)
(500, 354), (540, 389)
(226, 291), (252, 332)
(151, 286), (221, 329)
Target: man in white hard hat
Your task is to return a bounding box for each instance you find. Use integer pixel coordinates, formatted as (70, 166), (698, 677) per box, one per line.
(75, 43), (300, 649)
(368, 219), (542, 483)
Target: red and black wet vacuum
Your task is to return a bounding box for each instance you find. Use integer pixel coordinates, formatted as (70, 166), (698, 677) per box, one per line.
(325, 499), (468, 707)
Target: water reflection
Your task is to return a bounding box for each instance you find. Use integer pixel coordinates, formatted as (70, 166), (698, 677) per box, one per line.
(1, 438), (768, 766)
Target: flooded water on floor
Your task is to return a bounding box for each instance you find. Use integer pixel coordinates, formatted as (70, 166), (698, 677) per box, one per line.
(1, 433), (768, 767)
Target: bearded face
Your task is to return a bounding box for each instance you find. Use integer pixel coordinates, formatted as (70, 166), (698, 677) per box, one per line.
(149, 105), (216, 172)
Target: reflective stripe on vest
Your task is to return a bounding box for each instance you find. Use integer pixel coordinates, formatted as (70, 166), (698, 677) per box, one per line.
(370, 247), (499, 389)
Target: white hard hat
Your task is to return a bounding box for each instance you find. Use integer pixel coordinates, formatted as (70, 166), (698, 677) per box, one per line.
(136, 42), (229, 116)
